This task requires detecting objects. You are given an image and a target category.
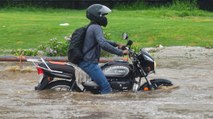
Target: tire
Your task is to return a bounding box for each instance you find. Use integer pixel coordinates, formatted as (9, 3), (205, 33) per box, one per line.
(139, 78), (173, 91)
(45, 80), (75, 91)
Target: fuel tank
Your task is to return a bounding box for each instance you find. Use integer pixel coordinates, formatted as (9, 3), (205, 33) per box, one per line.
(101, 61), (133, 78)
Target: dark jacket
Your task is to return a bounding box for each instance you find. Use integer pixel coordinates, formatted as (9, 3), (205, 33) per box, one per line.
(82, 24), (123, 63)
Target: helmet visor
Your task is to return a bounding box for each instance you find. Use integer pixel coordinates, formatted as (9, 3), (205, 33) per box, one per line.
(99, 5), (111, 16)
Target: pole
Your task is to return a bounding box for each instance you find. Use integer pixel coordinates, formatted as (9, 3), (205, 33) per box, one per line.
(0, 56), (128, 63)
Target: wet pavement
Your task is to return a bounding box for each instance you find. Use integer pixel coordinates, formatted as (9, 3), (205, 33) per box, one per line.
(0, 46), (213, 119)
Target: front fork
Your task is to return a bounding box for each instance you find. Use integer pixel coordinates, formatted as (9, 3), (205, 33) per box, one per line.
(132, 76), (154, 91)
(140, 68), (155, 90)
(144, 76), (155, 90)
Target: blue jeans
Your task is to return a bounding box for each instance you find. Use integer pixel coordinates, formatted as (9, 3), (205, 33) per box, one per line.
(78, 61), (112, 94)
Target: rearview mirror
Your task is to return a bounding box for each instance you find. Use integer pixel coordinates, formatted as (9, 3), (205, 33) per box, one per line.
(127, 40), (133, 46)
(122, 33), (128, 40)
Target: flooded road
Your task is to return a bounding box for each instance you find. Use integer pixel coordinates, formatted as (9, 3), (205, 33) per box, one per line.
(0, 46), (213, 119)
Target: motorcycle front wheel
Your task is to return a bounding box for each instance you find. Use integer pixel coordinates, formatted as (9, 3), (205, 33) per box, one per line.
(139, 78), (173, 91)
(45, 80), (77, 91)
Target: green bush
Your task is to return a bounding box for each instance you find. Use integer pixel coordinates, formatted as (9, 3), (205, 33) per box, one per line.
(11, 49), (38, 56)
(38, 38), (68, 56)
(170, 0), (198, 10)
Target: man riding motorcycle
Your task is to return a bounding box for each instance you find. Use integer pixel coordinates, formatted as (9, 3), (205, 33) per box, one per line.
(78, 4), (129, 94)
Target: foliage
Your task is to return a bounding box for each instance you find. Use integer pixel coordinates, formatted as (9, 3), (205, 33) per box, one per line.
(11, 49), (38, 56)
(10, 38), (69, 56)
(38, 38), (68, 56)
(116, 0), (199, 11)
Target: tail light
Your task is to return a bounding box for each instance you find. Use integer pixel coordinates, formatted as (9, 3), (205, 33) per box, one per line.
(36, 67), (43, 75)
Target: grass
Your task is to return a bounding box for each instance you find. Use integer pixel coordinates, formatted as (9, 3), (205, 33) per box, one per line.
(0, 7), (213, 50)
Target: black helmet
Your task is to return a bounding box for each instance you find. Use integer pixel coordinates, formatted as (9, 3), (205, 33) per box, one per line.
(86, 4), (111, 27)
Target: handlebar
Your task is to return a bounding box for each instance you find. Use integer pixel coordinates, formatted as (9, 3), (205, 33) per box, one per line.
(123, 40), (138, 61)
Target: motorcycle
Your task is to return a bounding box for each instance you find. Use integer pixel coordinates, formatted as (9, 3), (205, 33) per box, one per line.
(27, 33), (173, 94)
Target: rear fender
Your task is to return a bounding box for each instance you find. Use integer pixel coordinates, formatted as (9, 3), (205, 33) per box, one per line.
(35, 75), (52, 90)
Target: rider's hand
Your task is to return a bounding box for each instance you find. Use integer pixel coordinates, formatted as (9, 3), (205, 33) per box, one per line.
(123, 50), (129, 55)
(117, 44), (126, 50)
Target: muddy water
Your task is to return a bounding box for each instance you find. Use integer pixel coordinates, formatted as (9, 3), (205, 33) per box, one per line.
(0, 46), (213, 119)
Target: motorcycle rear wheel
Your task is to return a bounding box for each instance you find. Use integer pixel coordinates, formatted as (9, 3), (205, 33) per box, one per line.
(139, 78), (173, 91)
(45, 80), (76, 91)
